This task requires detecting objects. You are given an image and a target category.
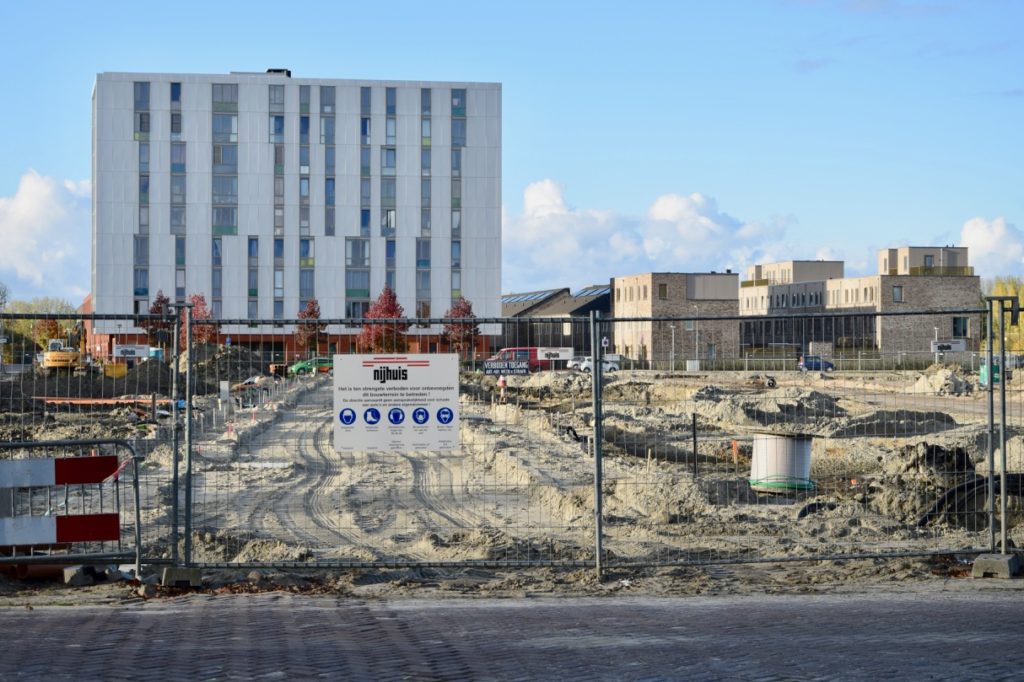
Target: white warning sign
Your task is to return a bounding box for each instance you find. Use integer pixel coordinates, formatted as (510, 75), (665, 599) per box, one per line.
(333, 354), (459, 453)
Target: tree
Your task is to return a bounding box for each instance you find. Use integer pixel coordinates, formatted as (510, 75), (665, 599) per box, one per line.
(988, 277), (1024, 352)
(358, 286), (409, 352)
(442, 297), (479, 357)
(295, 298), (326, 355)
(6, 297), (76, 343)
(140, 290), (174, 347)
(32, 318), (61, 349)
(180, 293), (219, 347)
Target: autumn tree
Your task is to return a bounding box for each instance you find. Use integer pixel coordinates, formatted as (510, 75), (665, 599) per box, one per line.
(32, 318), (61, 349)
(180, 293), (219, 347)
(987, 277), (1024, 352)
(442, 297), (479, 357)
(358, 286), (409, 352)
(6, 297), (76, 343)
(140, 290), (174, 348)
(295, 298), (326, 355)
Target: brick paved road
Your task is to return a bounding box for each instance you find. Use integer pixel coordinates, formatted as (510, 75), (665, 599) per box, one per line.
(2, 590), (1023, 680)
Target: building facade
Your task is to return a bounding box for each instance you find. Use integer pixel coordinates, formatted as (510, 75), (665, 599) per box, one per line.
(91, 70), (501, 350)
(739, 247), (981, 356)
(612, 272), (740, 366)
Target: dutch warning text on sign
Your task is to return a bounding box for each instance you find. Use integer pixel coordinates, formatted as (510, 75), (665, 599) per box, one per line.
(333, 354), (460, 453)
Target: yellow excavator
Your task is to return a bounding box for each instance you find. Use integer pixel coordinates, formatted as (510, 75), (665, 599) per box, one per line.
(41, 322), (87, 375)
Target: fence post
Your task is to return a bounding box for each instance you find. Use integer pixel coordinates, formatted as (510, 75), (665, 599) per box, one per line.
(170, 309), (181, 565)
(184, 304), (194, 566)
(590, 310), (604, 580)
(986, 299), (995, 552)
(998, 300), (1008, 555)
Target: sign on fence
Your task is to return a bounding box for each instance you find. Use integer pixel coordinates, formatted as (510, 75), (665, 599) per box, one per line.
(333, 354), (460, 453)
(537, 347), (573, 361)
(113, 344), (150, 358)
(930, 339), (967, 353)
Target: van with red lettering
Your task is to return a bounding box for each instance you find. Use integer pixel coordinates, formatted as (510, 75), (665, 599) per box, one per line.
(485, 347), (552, 374)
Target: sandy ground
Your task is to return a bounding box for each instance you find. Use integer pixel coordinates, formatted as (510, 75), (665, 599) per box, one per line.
(2, 362), (1023, 604)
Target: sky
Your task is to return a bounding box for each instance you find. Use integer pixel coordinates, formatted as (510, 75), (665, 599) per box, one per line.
(0, 0), (1022, 303)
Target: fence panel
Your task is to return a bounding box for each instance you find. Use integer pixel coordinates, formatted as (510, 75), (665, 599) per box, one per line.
(0, 312), (174, 567)
(598, 309), (996, 568)
(183, 316), (598, 568)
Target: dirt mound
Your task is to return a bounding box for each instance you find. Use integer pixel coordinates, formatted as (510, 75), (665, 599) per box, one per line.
(828, 410), (958, 438)
(912, 366), (973, 396)
(182, 344), (272, 395)
(871, 442), (975, 523)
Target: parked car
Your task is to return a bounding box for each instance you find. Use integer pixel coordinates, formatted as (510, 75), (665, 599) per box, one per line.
(288, 357), (333, 376)
(797, 355), (834, 372)
(566, 355), (587, 371)
(578, 357), (619, 373)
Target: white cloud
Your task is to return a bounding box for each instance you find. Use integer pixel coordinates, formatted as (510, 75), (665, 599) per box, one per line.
(960, 216), (1024, 276)
(0, 170), (90, 303)
(501, 181), (794, 293)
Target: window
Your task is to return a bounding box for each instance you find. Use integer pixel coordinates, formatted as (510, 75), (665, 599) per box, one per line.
(421, 88), (431, 116)
(171, 113), (182, 136)
(299, 145), (310, 173)
(135, 111), (150, 136)
(320, 117), (335, 144)
(270, 115), (284, 143)
(134, 235), (149, 265)
(421, 148), (431, 175)
(421, 118), (431, 145)
(299, 85), (310, 113)
(658, 283), (668, 300)
(139, 143), (149, 172)
(381, 209), (396, 235)
(360, 208), (371, 235)
(212, 176), (238, 204)
(451, 271), (461, 299)
(360, 117), (371, 144)
(248, 300), (259, 319)
(170, 175), (186, 204)
(212, 83), (238, 108)
(138, 174), (149, 203)
(386, 117), (396, 145)
(892, 285), (904, 303)
(451, 119), (466, 147)
(174, 236), (186, 266)
(381, 178), (396, 207)
(134, 82), (150, 111)
(451, 210), (461, 237)
(212, 114), (237, 142)
(416, 270), (431, 298)
(421, 178), (431, 204)
(346, 238), (369, 267)
(133, 268), (148, 297)
(385, 270), (396, 291)
(175, 269), (186, 298)
(360, 86), (371, 115)
(299, 238), (314, 260)
(361, 147), (371, 176)
(274, 269), (284, 297)
(212, 269), (222, 298)
(416, 239), (431, 268)
(248, 237), (258, 259)
(170, 143), (186, 172)
(385, 87), (396, 115)
(269, 84), (285, 112)
(274, 299), (284, 320)
(381, 147), (396, 176)
(211, 238), (222, 266)
(451, 149), (461, 177)
(325, 178), (335, 206)
(421, 208), (431, 234)
(213, 144), (237, 173)
(347, 300), (370, 318)
(170, 206), (186, 232)
(299, 269), (315, 300)
(385, 239), (396, 267)
(300, 116), (309, 144)
(451, 179), (461, 208)
(170, 82), (181, 106)
(325, 206), (335, 236)
(320, 86), (335, 114)
(953, 317), (969, 338)
(299, 176), (310, 199)
(416, 301), (430, 319)
(274, 176), (285, 201)
(451, 88), (466, 116)
(274, 237), (284, 259)
(451, 241), (461, 268)
(325, 146), (335, 174)
(346, 269), (370, 297)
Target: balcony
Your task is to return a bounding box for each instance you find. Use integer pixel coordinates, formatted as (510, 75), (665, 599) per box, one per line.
(908, 266), (975, 277)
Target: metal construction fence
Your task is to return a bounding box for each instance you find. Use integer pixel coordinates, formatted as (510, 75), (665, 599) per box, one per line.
(0, 304), (1021, 575)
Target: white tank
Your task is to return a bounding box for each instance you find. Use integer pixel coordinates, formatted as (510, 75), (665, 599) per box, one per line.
(749, 433), (814, 492)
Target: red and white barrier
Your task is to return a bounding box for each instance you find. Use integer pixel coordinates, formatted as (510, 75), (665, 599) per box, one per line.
(0, 456), (121, 546)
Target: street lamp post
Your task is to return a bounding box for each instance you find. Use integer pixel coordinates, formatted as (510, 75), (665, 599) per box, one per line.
(694, 305), (700, 364)
(934, 326), (939, 364)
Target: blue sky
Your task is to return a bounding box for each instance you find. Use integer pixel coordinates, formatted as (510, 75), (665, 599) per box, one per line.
(1, 0), (1021, 302)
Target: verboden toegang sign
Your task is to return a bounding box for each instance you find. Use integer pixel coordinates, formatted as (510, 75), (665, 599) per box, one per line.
(334, 354), (459, 453)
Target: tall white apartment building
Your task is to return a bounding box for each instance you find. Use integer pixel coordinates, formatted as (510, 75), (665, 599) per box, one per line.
(91, 70), (501, 342)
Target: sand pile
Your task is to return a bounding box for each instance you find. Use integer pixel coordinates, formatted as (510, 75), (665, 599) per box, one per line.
(912, 366), (973, 396)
